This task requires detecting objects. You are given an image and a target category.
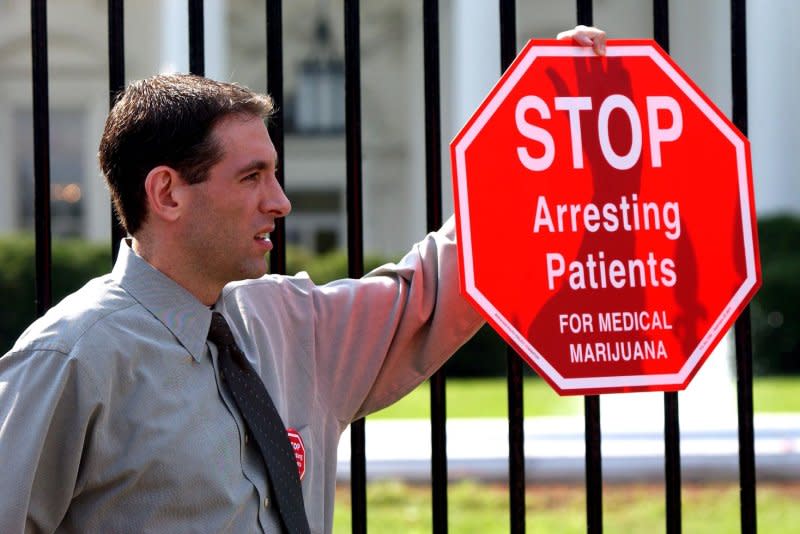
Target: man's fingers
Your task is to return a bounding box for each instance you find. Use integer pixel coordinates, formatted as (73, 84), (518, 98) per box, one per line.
(557, 25), (607, 56)
(591, 31), (607, 56)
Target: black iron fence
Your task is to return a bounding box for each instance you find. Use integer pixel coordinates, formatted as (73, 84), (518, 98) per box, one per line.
(27, 0), (756, 532)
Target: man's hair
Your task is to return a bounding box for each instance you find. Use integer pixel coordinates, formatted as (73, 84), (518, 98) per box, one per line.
(98, 73), (274, 235)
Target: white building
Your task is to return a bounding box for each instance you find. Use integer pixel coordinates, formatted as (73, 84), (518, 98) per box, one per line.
(0, 0), (796, 256)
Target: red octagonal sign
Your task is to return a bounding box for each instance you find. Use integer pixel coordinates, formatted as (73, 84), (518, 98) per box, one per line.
(451, 40), (761, 395)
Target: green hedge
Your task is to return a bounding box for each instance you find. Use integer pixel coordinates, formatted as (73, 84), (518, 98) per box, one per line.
(751, 215), (800, 375)
(2, 215), (799, 376)
(0, 236), (112, 354)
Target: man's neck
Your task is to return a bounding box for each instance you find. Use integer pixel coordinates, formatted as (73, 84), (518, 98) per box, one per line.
(131, 237), (222, 306)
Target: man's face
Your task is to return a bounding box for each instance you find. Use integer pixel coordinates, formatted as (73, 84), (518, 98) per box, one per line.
(179, 114), (291, 288)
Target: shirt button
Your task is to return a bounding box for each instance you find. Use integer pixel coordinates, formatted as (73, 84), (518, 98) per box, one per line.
(244, 433), (249, 445)
(264, 497), (270, 508)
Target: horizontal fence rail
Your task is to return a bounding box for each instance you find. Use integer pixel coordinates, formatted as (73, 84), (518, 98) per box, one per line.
(20, 0), (758, 532)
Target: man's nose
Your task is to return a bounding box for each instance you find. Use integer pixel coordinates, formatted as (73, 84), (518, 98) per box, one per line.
(260, 179), (291, 217)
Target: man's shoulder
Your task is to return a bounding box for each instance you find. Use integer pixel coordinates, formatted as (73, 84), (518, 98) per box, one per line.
(223, 272), (317, 298)
(221, 272), (341, 325)
(9, 273), (139, 356)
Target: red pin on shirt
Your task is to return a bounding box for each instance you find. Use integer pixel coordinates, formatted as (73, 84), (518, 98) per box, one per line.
(286, 428), (306, 480)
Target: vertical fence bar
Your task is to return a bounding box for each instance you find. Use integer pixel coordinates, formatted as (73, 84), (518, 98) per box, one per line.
(653, 0), (669, 51)
(498, 3), (525, 534)
(344, 2), (367, 533)
(584, 396), (602, 533)
(266, 0), (287, 275)
(735, 309), (756, 534)
(730, 1), (756, 532)
(31, 0), (52, 318)
(188, 0), (204, 76)
(108, 0), (126, 262)
(663, 391), (681, 534)
(576, 0), (593, 29)
(576, 6), (602, 532)
(663, 385), (681, 534)
(422, 1), (448, 532)
(653, 3), (682, 533)
(107, 0), (125, 119)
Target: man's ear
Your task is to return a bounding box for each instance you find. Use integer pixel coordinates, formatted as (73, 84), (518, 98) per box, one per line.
(143, 166), (185, 223)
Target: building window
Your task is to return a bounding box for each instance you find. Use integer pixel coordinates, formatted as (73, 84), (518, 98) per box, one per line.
(15, 109), (86, 237)
(287, 16), (345, 135)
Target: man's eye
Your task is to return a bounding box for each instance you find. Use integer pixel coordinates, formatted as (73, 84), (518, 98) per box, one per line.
(243, 173), (258, 181)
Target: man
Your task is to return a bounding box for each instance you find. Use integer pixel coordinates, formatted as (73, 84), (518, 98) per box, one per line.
(0, 26), (605, 533)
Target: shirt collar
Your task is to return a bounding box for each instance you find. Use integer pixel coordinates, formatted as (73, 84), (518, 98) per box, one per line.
(112, 239), (212, 362)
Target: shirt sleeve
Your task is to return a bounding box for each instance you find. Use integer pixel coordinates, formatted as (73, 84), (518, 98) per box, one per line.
(0, 348), (99, 533)
(310, 215), (485, 423)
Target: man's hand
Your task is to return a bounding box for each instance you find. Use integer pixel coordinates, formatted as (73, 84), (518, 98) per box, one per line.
(557, 25), (607, 56)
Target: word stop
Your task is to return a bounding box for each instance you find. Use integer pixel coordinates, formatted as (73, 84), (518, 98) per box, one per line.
(516, 94), (683, 171)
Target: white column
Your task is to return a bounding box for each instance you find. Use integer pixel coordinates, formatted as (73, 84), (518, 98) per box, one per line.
(446, 0), (500, 215)
(450, 0), (500, 133)
(160, 0), (189, 74)
(748, 0), (800, 215)
(160, 0), (227, 79)
(204, 0), (228, 80)
(159, 0), (227, 78)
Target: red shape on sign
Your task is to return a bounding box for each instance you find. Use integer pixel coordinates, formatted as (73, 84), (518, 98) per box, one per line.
(450, 40), (761, 396)
(287, 428), (306, 480)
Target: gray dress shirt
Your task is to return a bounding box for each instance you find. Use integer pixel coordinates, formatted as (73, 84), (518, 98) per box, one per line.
(0, 217), (483, 533)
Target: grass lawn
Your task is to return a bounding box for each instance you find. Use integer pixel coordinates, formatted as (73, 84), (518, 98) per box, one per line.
(333, 481), (800, 533)
(370, 376), (800, 420)
(752, 376), (800, 413)
(336, 377), (800, 531)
